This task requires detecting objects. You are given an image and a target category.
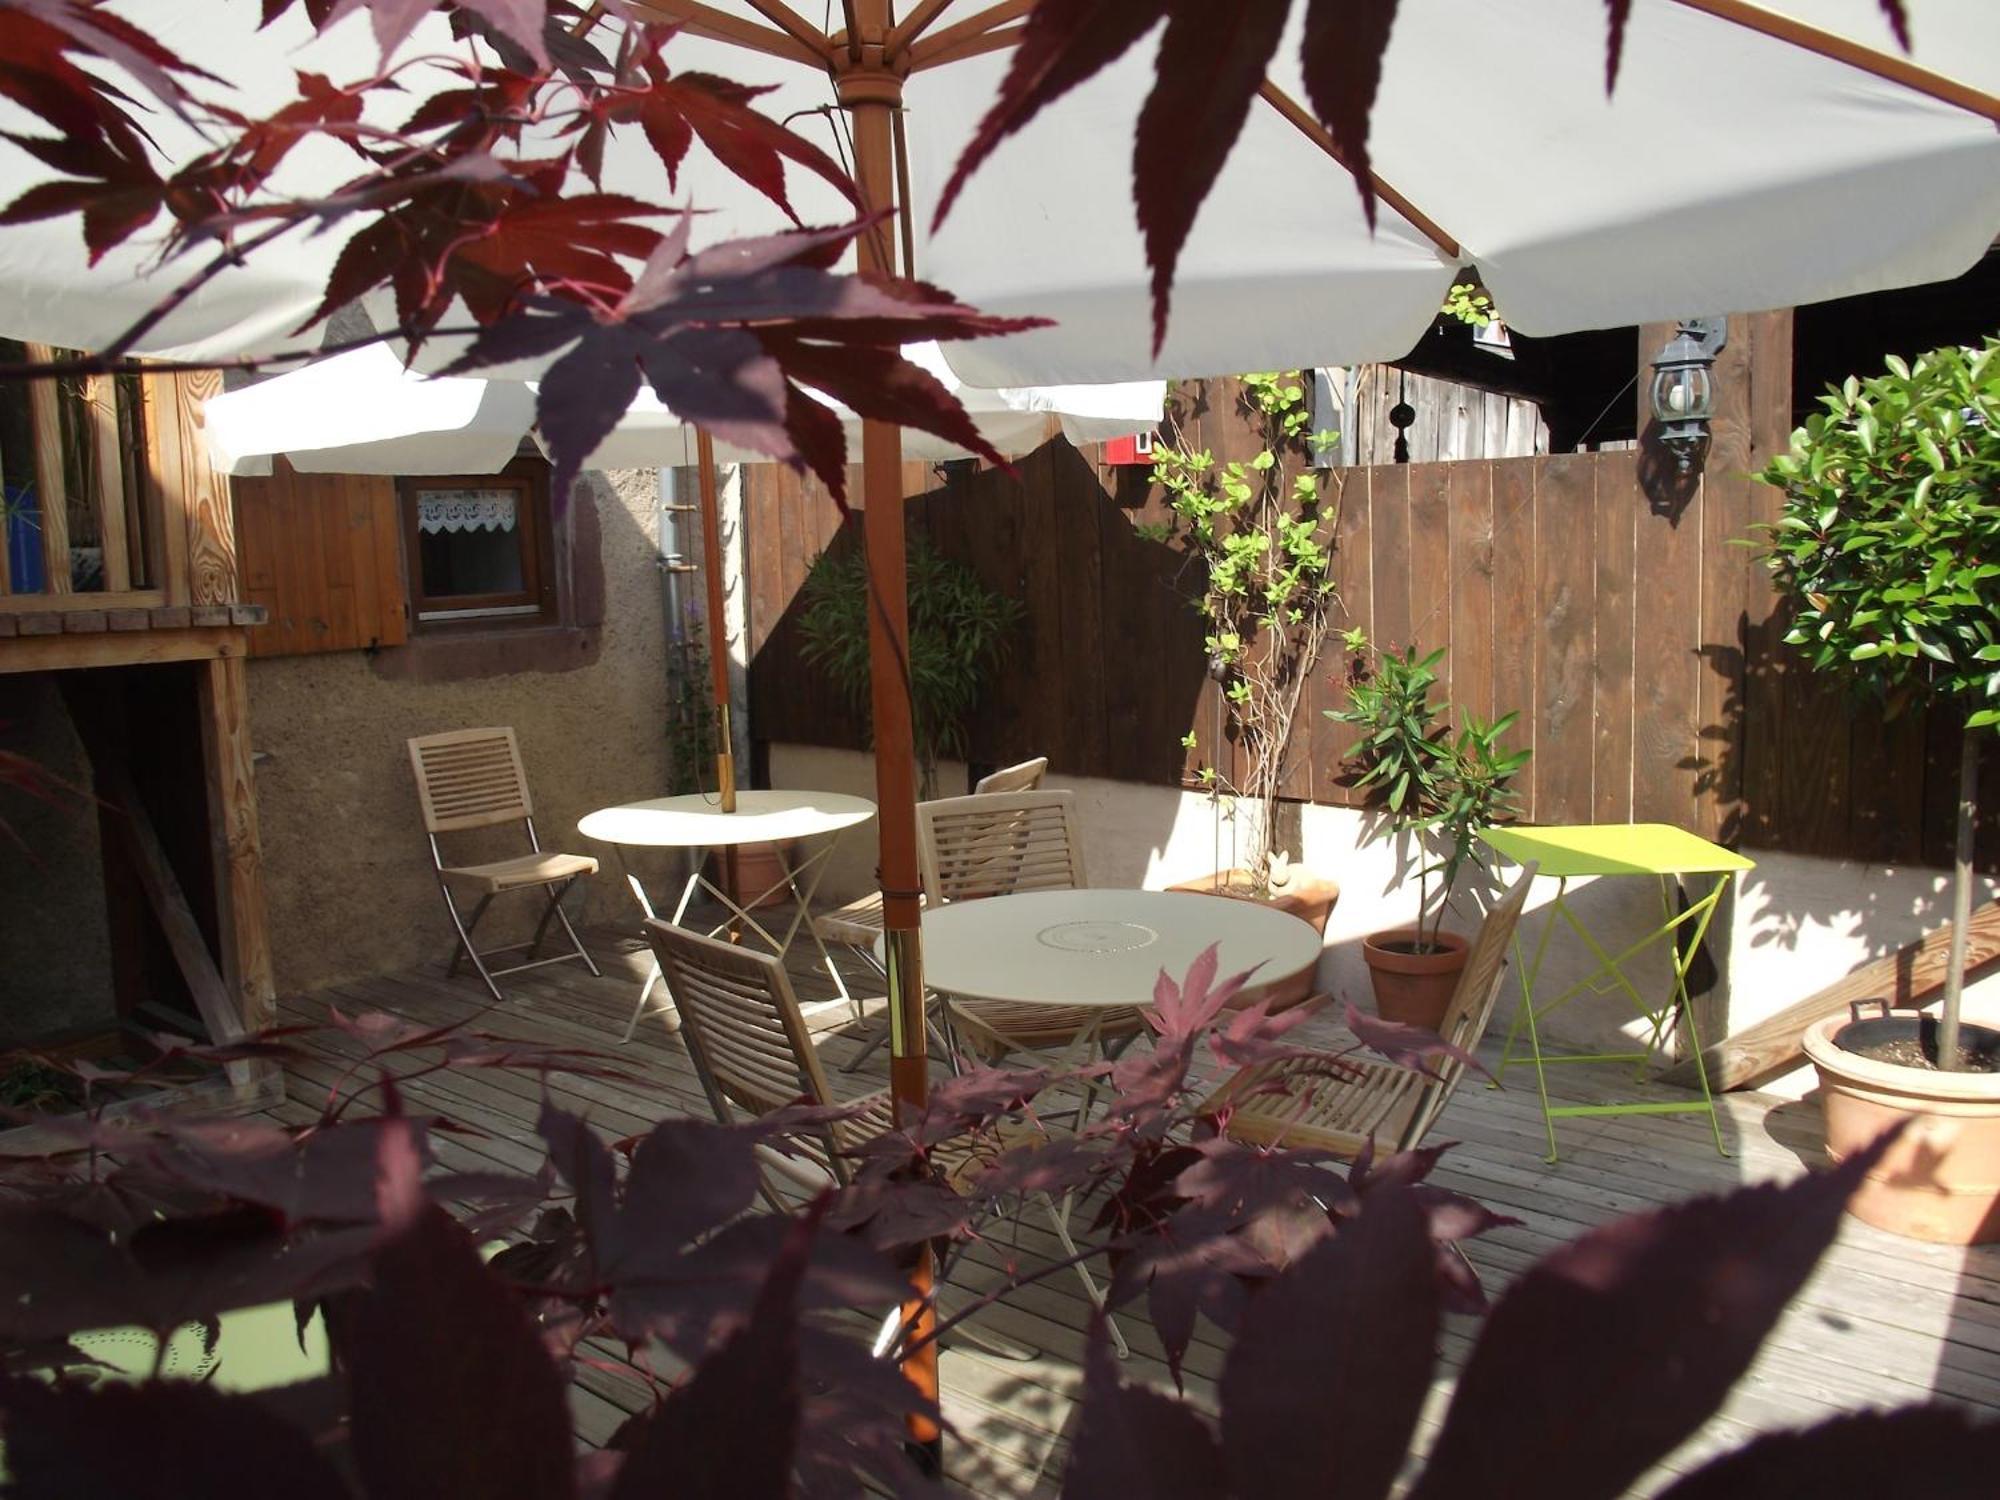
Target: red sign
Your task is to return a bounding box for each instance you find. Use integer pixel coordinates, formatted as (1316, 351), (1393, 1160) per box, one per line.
(1103, 431), (1156, 466)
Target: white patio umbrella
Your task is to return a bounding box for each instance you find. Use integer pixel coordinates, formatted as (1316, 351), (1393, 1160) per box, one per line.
(0, 3), (1993, 376)
(2, 3), (1996, 1438)
(202, 341), (1165, 476)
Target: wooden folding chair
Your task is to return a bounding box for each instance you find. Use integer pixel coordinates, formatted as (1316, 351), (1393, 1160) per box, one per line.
(1205, 863), (1537, 1157)
(406, 727), (601, 1002)
(647, 919), (1128, 1355)
(812, 758), (1051, 978)
(917, 789), (1145, 1064)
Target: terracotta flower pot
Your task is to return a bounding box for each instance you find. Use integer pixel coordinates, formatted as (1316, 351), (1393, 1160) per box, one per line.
(1803, 1012), (2000, 1245)
(1168, 869), (1338, 1011)
(712, 841), (794, 910)
(1362, 927), (1470, 1031)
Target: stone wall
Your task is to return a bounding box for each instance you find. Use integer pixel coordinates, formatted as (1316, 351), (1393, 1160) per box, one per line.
(247, 469), (687, 995)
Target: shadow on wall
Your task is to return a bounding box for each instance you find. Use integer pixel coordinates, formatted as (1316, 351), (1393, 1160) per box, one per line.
(247, 469), (676, 995)
(745, 434), (1208, 876)
(1689, 609), (2000, 965)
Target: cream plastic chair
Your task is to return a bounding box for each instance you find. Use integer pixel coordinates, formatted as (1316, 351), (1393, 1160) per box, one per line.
(1205, 863), (1536, 1157)
(916, 789), (1145, 1063)
(646, 919), (1127, 1354)
(406, 727), (601, 1002)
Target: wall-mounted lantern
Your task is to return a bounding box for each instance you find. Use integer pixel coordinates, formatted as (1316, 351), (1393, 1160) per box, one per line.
(1648, 316), (1728, 472)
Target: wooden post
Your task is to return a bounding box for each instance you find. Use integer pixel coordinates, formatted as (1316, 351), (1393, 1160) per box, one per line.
(198, 652), (276, 1053)
(85, 373), (131, 592)
(141, 374), (192, 607)
(842, 0), (938, 1463)
(25, 345), (70, 594)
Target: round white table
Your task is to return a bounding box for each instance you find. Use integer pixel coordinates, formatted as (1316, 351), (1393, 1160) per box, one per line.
(579, 789), (876, 1038)
(904, 888), (1323, 1039)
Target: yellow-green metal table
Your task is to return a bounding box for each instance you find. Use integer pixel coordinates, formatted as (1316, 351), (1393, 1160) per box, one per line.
(1477, 823), (1754, 1163)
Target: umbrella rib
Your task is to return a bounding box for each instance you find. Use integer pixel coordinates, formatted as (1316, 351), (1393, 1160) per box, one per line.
(1255, 81), (1462, 262)
(904, 1), (1032, 69)
(884, 0), (967, 62)
(1668, 0), (1999, 123)
(740, 0), (840, 59)
(627, 1), (834, 67)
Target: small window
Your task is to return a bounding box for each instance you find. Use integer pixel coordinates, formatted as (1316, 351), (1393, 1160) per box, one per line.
(399, 463), (554, 626)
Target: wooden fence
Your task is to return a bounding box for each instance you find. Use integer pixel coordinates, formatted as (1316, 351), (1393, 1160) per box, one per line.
(746, 352), (1998, 869)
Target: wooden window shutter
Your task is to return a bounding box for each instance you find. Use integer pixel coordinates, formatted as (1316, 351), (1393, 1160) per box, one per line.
(231, 460), (410, 656)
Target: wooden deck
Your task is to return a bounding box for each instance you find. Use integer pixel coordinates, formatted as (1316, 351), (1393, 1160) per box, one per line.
(269, 929), (2000, 1497)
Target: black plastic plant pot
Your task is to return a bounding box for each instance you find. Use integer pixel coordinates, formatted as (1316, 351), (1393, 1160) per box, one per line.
(1832, 1012), (2000, 1070)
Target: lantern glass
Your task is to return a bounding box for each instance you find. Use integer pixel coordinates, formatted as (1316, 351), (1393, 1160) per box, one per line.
(1652, 362), (1713, 423)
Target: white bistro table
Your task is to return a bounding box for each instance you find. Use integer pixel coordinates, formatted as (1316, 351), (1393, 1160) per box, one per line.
(579, 789), (876, 1039)
(902, 888), (1324, 1057)
(896, 888), (1322, 1362)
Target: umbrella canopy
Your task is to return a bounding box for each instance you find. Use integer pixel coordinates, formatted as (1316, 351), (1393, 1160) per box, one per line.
(203, 342), (1164, 477)
(0, 3), (1993, 378)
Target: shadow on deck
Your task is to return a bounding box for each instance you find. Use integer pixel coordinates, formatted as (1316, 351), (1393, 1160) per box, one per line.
(270, 927), (2000, 1498)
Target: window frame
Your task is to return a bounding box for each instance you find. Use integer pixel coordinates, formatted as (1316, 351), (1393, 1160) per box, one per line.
(398, 461), (556, 628)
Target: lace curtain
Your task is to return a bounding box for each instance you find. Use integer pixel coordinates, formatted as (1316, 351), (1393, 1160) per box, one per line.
(415, 487), (518, 534)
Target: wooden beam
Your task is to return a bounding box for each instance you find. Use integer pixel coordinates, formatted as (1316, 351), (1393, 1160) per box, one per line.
(0, 626), (247, 675)
(98, 758), (244, 1050)
(1663, 899), (2000, 1092)
(0, 588), (164, 615)
(164, 370), (238, 607)
(624, 1), (832, 66)
(1256, 82), (1462, 261)
(199, 652), (276, 1044)
(85, 373), (130, 592)
(909, 14), (1026, 69)
(25, 346), (70, 595)
(1669, 0), (2000, 125)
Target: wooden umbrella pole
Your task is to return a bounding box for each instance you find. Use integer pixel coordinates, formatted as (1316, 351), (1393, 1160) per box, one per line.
(695, 428), (736, 813)
(840, 3), (939, 1464)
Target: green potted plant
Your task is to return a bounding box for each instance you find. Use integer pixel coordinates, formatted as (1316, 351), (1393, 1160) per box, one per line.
(1329, 635), (1530, 1028)
(798, 533), (1022, 800)
(1150, 372), (1345, 945)
(1758, 336), (2000, 1244)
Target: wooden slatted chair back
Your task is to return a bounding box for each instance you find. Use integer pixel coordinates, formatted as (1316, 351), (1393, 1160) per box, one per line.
(917, 790), (1087, 906)
(645, 919), (835, 1124)
(407, 727), (533, 834)
(1400, 861), (1537, 1149)
(973, 757), (1049, 795)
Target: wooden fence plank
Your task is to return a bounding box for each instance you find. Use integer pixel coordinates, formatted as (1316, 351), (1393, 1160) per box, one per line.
(1447, 462), (1494, 726)
(1489, 458), (1538, 813)
(1591, 450), (1636, 825)
(1052, 446), (1109, 780)
(1532, 455), (1595, 824)
(1368, 464), (1413, 656)
(1631, 453), (1704, 826)
(1407, 463), (1453, 698)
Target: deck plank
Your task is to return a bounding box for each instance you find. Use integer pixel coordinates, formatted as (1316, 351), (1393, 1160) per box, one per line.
(264, 926), (2000, 1494)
